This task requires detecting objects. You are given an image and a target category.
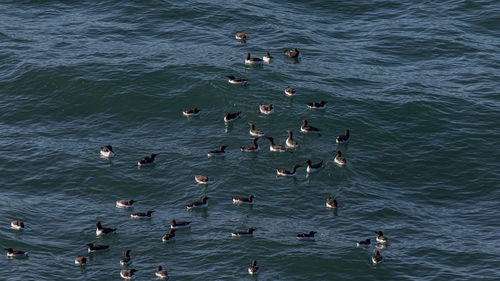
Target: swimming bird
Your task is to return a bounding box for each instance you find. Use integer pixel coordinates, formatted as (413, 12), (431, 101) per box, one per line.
(120, 250), (132, 266)
(208, 145), (227, 157)
(156, 266), (168, 278)
(326, 196), (338, 208)
(96, 221), (117, 236)
(336, 129), (350, 144)
(138, 154), (157, 166)
(375, 231), (387, 243)
(87, 243), (109, 253)
(259, 104), (274, 115)
(231, 228), (255, 237)
(224, 111), (241, 122)
(263, 51), (272, 62)
(301, 120), (321, 134)
(100, 145), (115, 157)
(334, 150), (346, 166)
(266, 137), (286, 152)
(285, 130), (299, 148)
(297, 231), (317, 241)
(235, 32), (246, 40)
(162, 229), (176, 242)
(120, 269), (137, 279)
(248, 123), (265, 137)
(248, 260), (260, 275)
(195, 175), (210, 184)
(186, 196), (209, 209)
(372, 250), (383, 264)
(10, 220), (24, 230)
(116, 200), (136, 208)
(130, 210), (153, 218)
(232, 194), (255, 205)
(4, 248), (29, 258)
(75, 256), (87, 265)
(276, 164), (301, 176)
(182, 108), (200, 117)
(170, 219), (191, 229)
(284, 48), (302, 58)
(357, 239), (371, 247)
(245, 53), (263, 65)
(284, 86), (296, 96)
(306, 160), (324, 173)
(240, 138), (260, 152)
(227, 75), (248, 85)
(306, 101), (328, 109)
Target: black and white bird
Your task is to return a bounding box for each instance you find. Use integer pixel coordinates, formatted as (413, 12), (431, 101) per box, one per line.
(182, 108), (200, 117)
(263, 52), (272, 63)
(195, 175), (210, 184)
(285, 130), (299, 148)
(235, 32), (247, 40)
(162, 229), (176, 242)
(334, 150), (346, 166)
(232, 194), (255, 205)
(87, 243), (109, 253)
(138, 154), (157, 166)
(245, 53), (263, 65)
(100, 145), (115, 157)
(130, 210), (153, 219)
(75, 256), (87, 265)
(259, 104), (274, 115)
(96, 221), (117, 236)
(306, 160), (324, 173)
(248, 260), (260, 275)
(10, 220), (24, 230)
(231, 228), (255, 237)
(372, 250), (383, 264)
(120, 250), (132, 266)
(4, 248), (29, 258)
(357, 239), (371, 247)
(326, 196), (338, 208)
(284, 86), (296, 96)
(116, 200), (136, 208)
(227, 75), (248, 85)
(224, 111), (241, 122)
(156, 266), (169, 278)
(301, 120), (321, 134)
(248, 123), (265, 137)
(306, 101), (328, 109)
(297, 231), (317, 241)
(375, 231), (388, 243)
(240, 138), (260, 152)
(276, 164), (301, 176)
(266, 137), (286, 152)
(170, 219), (191, 229)
(208, 145), (227, 157)
(336, 129), (350, 144)
(186, 196), (209, 209)
(284, 48), (302, 58)
(120, 269), (137, 279)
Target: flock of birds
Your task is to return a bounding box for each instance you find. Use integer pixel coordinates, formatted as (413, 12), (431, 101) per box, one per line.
(5, 31), (389, 279)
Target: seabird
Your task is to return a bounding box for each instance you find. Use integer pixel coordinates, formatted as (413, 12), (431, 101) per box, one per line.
(326, 196), (338, 208)
(334, 150), (346, 166)
(156, 266), (169, 278)
(195, 175), (210, 184)
(259, 104), (274, 115)
(130, 210), (154, 218)
(87, 243), (109, 253)
(120, 269), (137, 279)
(227, 75), (248, 85)
(357, 239), (371, 247)
(224, 111), (241, 122)
(232, 194), (255, 205)
(170, 219), (191, 229)
(248, 260), (260, 275)
(284, 86), (296, 96)
(372, 250), (383, 264)
(116, 200), (136, 208)
(375, 231), (387, 243)
(182, 108), (200, 117)
(266, 137), (286, 152)
(245, 53), (263, 65)
(306, 160), (324, 173)
(137, 154), (157, 166)
(263, 52), (272, 63)
(120, 250), (132, 266)
(276, 164), (301, 176)
(235, 32), (246, 40)
(100, 145), (115, 157)
(208, 145), (227, 157)
(301, 120), (321, 134)
(285, 130), (299, 148)
(306, 101), (328, 109)
(336, 129), (350, 144)
(240, 138), (260, 152)
(4, 248), (29, 258)
(162, 229), (176, 242)
(75, 256), (87, 265)
(96, 221), (117, 236)
(231, 228), (255, 237)
(284, 48), (302, 58)
(248, 123), (265, 137)
(297, 231), (317, 241)
(10, 220), (24, 230)
(186, 196), (209, 209)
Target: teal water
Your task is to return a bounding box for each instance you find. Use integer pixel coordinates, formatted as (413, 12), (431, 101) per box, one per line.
(1, 1), (499, 280)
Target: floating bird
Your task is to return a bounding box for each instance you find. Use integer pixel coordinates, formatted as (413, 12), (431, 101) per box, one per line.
(120, 250), (132, 266)
(284, 86), (296, 96)
(96, 221), (117, 236)
(248, 123), (265, 137)
(232, 194), (255, 205)
(162, 229), (176, 242)
(334, 150), (346, 166)
(10, 220), (24, 230)
(170, 219), (191, 229)
(306, 160), (323, 173)
(156, 265), (169, 278)
(195, 175), (210, 184)
(285, 130), (299, 148)
(138, 154), (157, 166)
(248, 260), (260, 275)
(297, 231), (317, 241)
(227, 75), (248, 85)
(120, 269), (137, 279)
(276, 164), (301, 176)
(306, 101), (328, 109)
(263, 52), (272, 63)
(87, 243), (109, 253)
(186, 196), (209, 209)
(208, 145), (227, 157)
(100, 145), (115, 157)
(130, 210), (154, 219)
(232, 228), (255, 237)
(235, 32), (246, 40)
(259, 104), (274, 115)
(336, 129), (350, 144)
(224, 111), (241, 122)
(375, 231), (387, 243)
(245, 53), (263, 65)
(241, 138), (260, 152)
(116, 200), (136, 208)
(4, 248), (29, 258)
(266, 137), (286, 152)
(75, 256), (87, 266)
(284, 48), (302, 58)
(301, 120), (321, 134)
(326, 196), (338, 208)
(372, 250), (383, 264)
(182, 108), (200, 117)
(357, 239), (371, 247)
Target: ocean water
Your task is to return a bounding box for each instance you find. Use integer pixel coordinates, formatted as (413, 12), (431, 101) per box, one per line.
(1, 0), (499, 280)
